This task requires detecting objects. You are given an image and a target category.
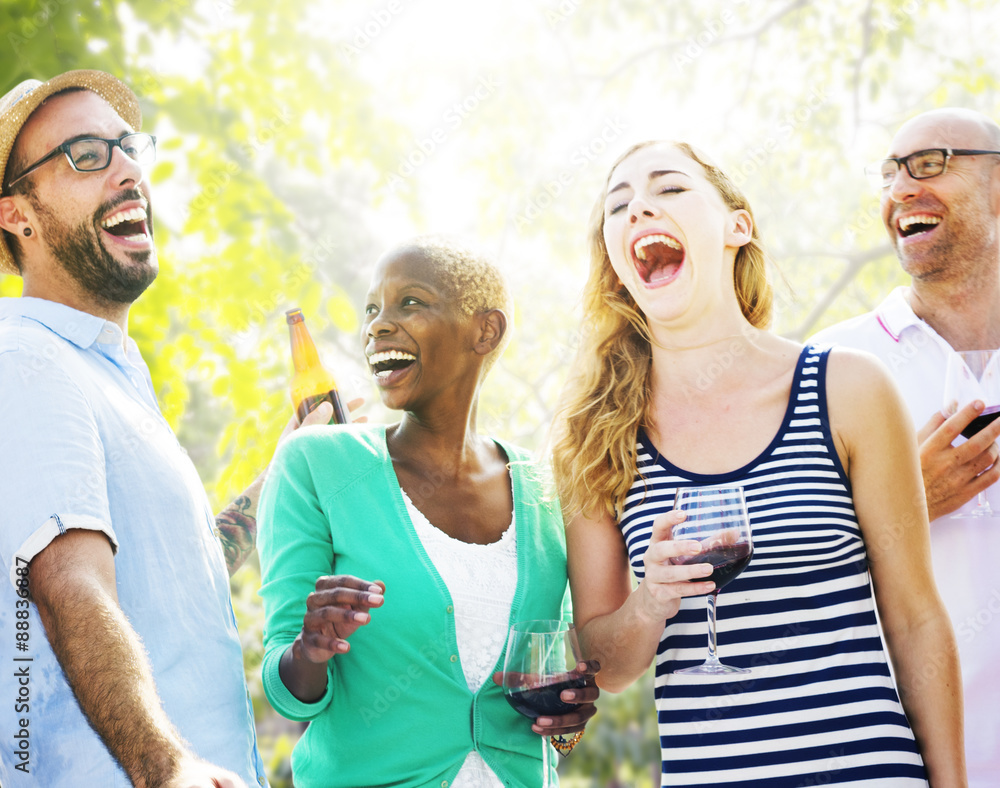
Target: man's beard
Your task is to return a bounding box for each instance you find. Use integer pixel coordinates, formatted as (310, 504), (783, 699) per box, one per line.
(890, 171), (999, 285)
(896, 215), (996, 285)
(31, 192), (158, 306)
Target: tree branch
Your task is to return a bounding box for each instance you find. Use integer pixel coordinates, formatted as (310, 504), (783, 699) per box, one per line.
(788, 241), (893, 340)
(590, 0), (812, 84)
(850, 0), (875, 138)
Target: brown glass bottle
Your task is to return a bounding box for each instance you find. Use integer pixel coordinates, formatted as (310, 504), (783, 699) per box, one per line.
(286, 308), (348, 425)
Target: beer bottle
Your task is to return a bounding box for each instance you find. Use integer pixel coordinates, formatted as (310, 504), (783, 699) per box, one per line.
(286, 308), (348, 424)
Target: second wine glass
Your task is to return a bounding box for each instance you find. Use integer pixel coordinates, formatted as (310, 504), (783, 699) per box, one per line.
(943, 349), (1000, 518)
(669, 485), (754, 675)
(502, 620), (585, 787)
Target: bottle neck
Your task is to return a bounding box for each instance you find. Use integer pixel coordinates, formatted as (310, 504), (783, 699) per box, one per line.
(289, 322), (322, 372)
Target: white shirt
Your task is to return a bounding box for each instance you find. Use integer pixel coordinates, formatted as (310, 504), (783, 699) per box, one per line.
(404, 490), (517, 788)
(811, 287), (1000, 785)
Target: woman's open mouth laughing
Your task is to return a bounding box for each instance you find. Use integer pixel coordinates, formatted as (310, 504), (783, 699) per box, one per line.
(368, 348), (417, 385)
(630, 230), (685, 287)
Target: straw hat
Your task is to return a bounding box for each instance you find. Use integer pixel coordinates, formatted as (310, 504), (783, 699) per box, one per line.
(0, 70), (142, 276)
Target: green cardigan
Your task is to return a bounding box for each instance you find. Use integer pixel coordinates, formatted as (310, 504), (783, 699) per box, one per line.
(258, 424), (569, 788)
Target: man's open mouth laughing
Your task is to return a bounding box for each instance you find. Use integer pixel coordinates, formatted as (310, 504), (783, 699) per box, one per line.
(896, 212), (942, 242)
(100, 203), (151, 248)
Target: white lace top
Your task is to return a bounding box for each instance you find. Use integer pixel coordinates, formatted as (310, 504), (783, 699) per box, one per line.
(403, 490), (516, 788)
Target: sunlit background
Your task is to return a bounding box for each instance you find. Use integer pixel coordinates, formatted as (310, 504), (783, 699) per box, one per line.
(3, 0), (998, 783)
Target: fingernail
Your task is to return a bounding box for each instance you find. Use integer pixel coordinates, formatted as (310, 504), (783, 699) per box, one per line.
(562, 691), (576, 701)
(354, 611), (370, 623)
(536, 717), (553, 726)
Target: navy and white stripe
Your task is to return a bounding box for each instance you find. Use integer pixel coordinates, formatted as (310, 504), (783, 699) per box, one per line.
(621, 346), (927, 786)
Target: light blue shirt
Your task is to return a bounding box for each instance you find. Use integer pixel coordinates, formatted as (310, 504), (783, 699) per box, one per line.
(0, 297), (267, 787)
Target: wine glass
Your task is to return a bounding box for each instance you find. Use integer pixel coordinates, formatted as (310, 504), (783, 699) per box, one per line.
(943, 350), (1000, 518)
(502, 620), (585, 787)
(669, 485), (754, 675)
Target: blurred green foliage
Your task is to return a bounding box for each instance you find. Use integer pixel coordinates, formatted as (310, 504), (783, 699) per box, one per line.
(3, 1), (1000, 785)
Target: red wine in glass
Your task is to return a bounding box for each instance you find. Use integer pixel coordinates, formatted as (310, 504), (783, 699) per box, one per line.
(502, 620), (584, 784)
(505, 674), (587, 719)
(672, 542), (753, 590)
(669, 485), (754, 675)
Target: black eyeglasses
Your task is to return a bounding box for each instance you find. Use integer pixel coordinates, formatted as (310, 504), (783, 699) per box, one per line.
(866, 147), (1000, 189)
(4, 132), (157, 192)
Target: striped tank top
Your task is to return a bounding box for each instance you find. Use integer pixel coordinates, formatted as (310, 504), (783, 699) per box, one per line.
(619, 346), (928, 786)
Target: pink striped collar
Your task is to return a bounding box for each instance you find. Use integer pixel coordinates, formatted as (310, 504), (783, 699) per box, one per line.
(875, 287), (921, 343)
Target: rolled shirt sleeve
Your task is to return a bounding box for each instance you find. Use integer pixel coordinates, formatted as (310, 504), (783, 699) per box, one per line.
(0, 346), (118, 589)
(0, 298), (267, 787)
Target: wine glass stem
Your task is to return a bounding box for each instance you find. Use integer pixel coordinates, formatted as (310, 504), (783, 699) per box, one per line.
(706, 590), (721, 665)
(542, 732), (551, 788)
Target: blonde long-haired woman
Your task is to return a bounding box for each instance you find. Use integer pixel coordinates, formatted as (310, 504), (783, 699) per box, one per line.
(552, 141), (965, 786)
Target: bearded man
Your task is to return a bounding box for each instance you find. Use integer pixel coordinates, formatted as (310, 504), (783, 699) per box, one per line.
(0, 70), (330, 788)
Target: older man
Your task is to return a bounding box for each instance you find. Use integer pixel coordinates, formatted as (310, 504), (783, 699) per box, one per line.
(812, 107), (1000, 785)
(0, 71), (329, 787)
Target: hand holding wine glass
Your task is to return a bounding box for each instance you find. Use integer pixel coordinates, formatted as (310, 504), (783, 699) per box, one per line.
(916, 400), (1000, 520)
(668, 486), (753, 675)
(500, 620), (597, 786)
(942, 350), (1000, 518)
